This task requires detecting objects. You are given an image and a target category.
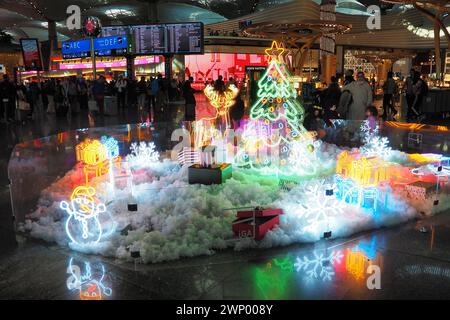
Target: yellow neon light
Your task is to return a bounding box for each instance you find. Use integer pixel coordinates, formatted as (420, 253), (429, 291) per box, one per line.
(203, 84), (240, 128)
(336, 151), (391, 186)
(265, 41), (285, 63)
(346, 250), (366, 280)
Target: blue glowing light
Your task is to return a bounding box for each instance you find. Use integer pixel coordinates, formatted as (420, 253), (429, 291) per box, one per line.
(101, 136), (120, 159)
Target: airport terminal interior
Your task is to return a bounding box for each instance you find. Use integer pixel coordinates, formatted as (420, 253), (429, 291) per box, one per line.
(1, 0), (450, 300)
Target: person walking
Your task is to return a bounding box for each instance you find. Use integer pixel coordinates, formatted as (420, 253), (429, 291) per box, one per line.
(382, 71), (398, 121)
(0, 74), (17, 122)
(77, 77), (89, 111)
(182, 76), (196, 121)
(92, 75), (106, 116)
(115, 75), (127, 113)
(137, 76), (147, 111)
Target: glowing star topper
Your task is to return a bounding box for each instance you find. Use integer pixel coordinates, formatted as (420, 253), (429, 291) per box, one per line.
(203, 84), (239, 128)
(265, 40), (285, 63)
(61, 186), (107, 245)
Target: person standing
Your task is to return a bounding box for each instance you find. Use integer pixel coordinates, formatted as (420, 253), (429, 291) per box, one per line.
(92, 75), (106, 116)
(137, 76), (147, 111)
(322, 76), (341, 110)
(342, 71), (373, 121)
(77, 77), (88, 111)
(382, 71), (398, 121)
(214, 75), (225, 92)
(182, 76), (196, 121)
(0, 74), (16, 122)
(410, 71), (426, 121)
(343, 69), (355, 86)
(115, 75), (127, 113)
(404, 68), (416, 122)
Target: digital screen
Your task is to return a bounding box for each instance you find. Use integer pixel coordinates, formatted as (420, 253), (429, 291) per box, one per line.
(62, 36), (128, 59)
(166, 23), (203, 54)
(62, 39), (91, 59)
(95, 36), (128, 56)
(133, 25), (165, 54)
(101, 22), (204, 55)
(20, 38), (43, 71)
(101, 26), (131, 37)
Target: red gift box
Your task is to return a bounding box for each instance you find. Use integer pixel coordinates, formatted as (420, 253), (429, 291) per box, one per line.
(232, 208), (283, 241)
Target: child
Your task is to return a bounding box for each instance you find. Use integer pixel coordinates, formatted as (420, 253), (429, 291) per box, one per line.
(365, 106), (379, 132)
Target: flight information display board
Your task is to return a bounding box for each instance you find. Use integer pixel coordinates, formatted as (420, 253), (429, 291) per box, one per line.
(133, 25), (165, 54)
(165, 23), (203, 54)
(101, 22), (203, 55)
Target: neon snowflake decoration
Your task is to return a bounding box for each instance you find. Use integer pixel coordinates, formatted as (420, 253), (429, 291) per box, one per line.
(294, 250), (343, 282)
(298, 179), (344, 224)
(288, 138), (322, 176)
(360, 121), (391, 158)
(125, 141), (160, 168)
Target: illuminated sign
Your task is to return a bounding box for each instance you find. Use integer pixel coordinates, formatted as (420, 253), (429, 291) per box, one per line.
(62, 36), (128, 59)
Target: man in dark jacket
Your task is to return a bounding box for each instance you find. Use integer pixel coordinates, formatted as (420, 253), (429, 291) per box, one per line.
(0, 74), (16, 122)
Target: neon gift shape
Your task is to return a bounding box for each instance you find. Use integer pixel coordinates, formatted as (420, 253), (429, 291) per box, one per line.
(76, 139), (110, 185)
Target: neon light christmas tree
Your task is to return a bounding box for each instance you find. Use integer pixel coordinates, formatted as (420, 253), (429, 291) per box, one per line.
(236, 41), (311, 175)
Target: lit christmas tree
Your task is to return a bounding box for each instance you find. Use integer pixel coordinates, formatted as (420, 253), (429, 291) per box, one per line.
(235, 41), (312, 175)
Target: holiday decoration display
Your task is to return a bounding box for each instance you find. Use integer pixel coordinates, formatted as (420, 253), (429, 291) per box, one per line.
(232, 208), (283, 240)
(188, 163), (232, 185)
(203, 84), (240, 128)
(76, 139), (110, 186)
(100, 136), (120, 160)
(294, 250), (343, 282)
(60, 186), (110, 245)
(360, 121), (392, 159)
(126, 141), (160, 168)
(234, 40), (314, 175)
(82, 16), (102, 38)
(66, 257), (112, 300)
(336, 151), (392, 187)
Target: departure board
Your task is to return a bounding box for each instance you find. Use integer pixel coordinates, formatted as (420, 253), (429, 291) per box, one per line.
(133, 25), (165, 54)
(165, 23), (203, 54)
(102, 22), (204, 55)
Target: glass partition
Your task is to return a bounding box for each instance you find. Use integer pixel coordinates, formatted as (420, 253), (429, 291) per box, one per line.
(8, 120), (450, 264)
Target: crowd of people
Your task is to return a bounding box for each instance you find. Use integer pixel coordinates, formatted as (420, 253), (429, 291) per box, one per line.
(303, 68), (429, 131)
(0, 67), (431, 128)
(0, 73), (188, 123)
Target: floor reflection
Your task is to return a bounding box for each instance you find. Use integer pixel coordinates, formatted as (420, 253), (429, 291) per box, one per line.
(66, 257), (113, 300)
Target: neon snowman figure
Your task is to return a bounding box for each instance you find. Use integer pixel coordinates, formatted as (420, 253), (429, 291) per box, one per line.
(61, 186), (106, 245)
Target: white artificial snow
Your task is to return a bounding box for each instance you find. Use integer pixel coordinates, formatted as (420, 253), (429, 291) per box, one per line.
(22, 141), (447, 264)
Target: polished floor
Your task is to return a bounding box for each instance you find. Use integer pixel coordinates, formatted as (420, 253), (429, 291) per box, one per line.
(1, 99), (450, 300)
